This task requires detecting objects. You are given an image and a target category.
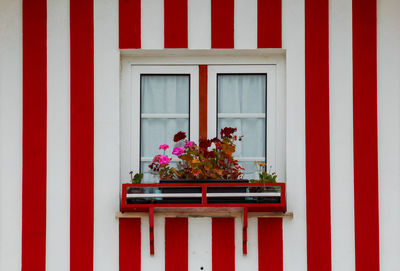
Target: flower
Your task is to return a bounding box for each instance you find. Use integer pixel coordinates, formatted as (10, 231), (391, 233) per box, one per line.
(172, 147), (185, 157)
(220, 127), (237, 139)
(173, 131), (186, 142)
(158, 155), (170, 165)
(159, 144), (169, 150)
(184, 141), (194, 148)
(152, 154), (170, 165)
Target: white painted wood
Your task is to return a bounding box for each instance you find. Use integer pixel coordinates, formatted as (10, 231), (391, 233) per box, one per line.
(281, 0), (307, 270)
(234, 0), (257, 49)
(377, 0), (400, 270)
(93, 0), (120, 270)
(141, 216), (165, 271)
(329, 0), (356, 270)
(207, 65), (280, 175)
(0, 1), (22, 270)
(46, 0), (70, 270)
(141, 113), (189, 119)
(126, 192), (280, 198)
(188, 0), (211, 49)
(141, 0), (164, 49)
(235, 217), (258, 271)
(188, 218), (212, 271)
(218, 113), (266, 118)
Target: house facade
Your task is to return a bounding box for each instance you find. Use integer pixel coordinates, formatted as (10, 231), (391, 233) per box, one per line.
(0, 0), (399, 270)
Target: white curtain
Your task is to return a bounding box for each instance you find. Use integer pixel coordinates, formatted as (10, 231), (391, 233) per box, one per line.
(141, 75), (189, 181)
(218, 74), (267, 178)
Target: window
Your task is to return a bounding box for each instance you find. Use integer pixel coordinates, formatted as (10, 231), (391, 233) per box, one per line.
(121, 59), (284, 183)
(208, 66), (277, 179)
(130, 66), (199, 182)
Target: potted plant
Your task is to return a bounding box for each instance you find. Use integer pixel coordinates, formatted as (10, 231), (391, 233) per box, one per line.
(148, 127), (248, 203)
(249, 162), (280, 203)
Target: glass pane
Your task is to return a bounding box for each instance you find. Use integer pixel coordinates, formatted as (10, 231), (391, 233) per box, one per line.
(218, 118), (265, 158)
(141, 75), (189, 114)
(217, 74), (267, 178)
(218, 74), (266, 114)
(140, 74), (190, 182)
(141, 118), (189, 157)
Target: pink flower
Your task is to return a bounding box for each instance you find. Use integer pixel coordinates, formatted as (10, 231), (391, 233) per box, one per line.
(158, 155), (171, 165)
(159, 144), (169, 151)
(184, 141), (194, 148)
(172, 147), (185, 157)
(152, 154), (161, 162)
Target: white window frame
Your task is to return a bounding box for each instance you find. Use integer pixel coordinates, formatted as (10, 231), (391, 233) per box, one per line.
(130, 65), (199, 176)
(207, 65), (278, 174)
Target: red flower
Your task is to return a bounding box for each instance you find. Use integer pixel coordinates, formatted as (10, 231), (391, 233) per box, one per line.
(220, 127), (237, 139)
(173, 131), (187, 142)
(199, 139), (212, 150)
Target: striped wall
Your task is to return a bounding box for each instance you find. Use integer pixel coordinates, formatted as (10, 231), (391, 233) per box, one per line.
(0, 0), (400, 271)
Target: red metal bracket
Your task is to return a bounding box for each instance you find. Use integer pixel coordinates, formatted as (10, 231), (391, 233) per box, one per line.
(243, 207), (248, 254)
(149, 207), (154, 255)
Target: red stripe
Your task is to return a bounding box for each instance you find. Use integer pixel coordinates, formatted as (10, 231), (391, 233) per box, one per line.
(257, 0), (282, 48)
(164, 0), (188, 48)
(119, 0), (141, 49)
(119, 219), (141, 271)
(352, 0), (380, 270)
(22, 0), (47, 270)
(305, 0), (331, 271)
(70, 0), (94, 270)
(165, 218), (188, 271)
(258, 218), (283, 271)
(211, 0), (234, 48)
(212, 218), (235, 271)
(199, 65), (208, 140)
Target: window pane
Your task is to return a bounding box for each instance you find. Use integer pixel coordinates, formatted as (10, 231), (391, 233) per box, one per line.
(218, 74), (266, 113)
(218, 118), (265, 158)
(141, 118), (189, 157)
(141, 75), (189, 114)
(140, 75), (190, 181)
(217, 74), (266, 179)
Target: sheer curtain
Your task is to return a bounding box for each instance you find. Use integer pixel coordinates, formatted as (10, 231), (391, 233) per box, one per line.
(141, 75), (190, 182)
(217, 74), (267, 179)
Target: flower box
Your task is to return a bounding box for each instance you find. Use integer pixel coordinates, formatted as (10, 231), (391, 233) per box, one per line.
(159, 179), (249, 204)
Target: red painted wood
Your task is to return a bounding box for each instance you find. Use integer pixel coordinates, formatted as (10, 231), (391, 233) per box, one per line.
(258, 218), (283, 271)
(164, 0), (188, 48)
(352, 0), (380, 270)
(119, 219), (141, 271)
(199, 65), (208, 140)
(120, 183), (286, 213)
(119, 0), (141, 49)
(257, 0), (282, 48)
(212, 218), (235, 271)
(70, 0), (94, 270)
(211, 0), (234, 48)
(22, 0), (47, 270)
(305, 0), (332, 270)
(149, 207), (154, 255)
(165, 218), (188, 271)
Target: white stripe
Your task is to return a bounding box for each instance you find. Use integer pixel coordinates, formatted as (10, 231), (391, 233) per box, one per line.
(235, 217), (258, 271)
(329, 0), (356, 270)
(234, 0), (257, 49)
(281, 0), (308, 270)
(188, 0), (211, 49)
(93, 0), (120, 270)
(378, 0), (400, 270)
(46, 0), (70, 269)
(142, 216), (165, 271)
(141, 0), (164, 49)
(0, 1), (22, 270)
(188, 218), (212, 271)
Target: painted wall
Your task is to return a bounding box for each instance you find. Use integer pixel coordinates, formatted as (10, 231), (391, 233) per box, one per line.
(0, 0), (399, 271)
